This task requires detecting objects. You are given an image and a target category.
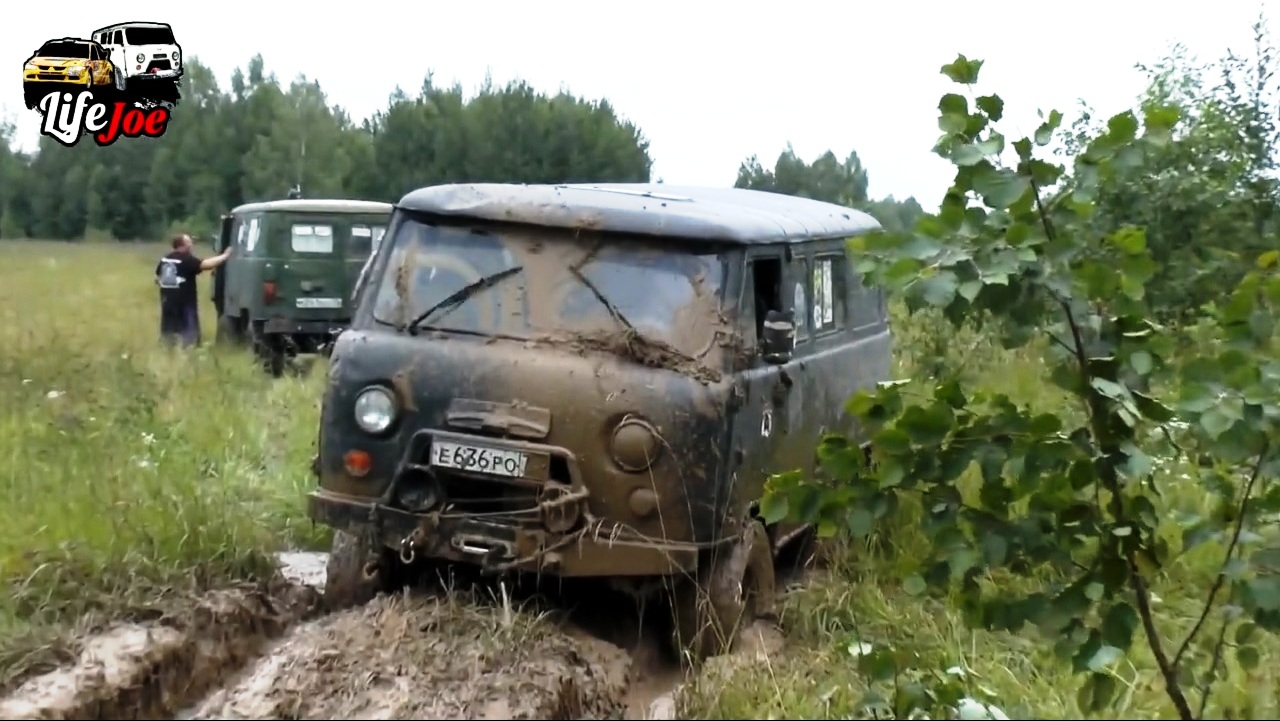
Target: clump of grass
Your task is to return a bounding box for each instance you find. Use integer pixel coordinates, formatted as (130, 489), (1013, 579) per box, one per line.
(0, 241), (328, 688)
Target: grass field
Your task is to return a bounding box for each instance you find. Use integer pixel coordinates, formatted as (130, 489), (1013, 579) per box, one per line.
(3, 239), (1280, 718)
(0, 240), (329, 688)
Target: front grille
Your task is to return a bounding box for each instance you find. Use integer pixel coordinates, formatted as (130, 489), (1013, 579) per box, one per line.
(35, 73), (64, 80)
(145, 60), (172, 72)
(436, 469), (541, 519)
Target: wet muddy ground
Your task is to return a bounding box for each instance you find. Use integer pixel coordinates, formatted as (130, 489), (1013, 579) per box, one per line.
(0, 552), (787, 721)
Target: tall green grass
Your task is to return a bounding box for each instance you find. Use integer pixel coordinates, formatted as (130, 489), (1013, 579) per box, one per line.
(0, 241), (327, 687)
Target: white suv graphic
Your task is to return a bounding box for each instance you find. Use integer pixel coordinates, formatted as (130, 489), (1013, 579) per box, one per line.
(91, 21), (182, 90)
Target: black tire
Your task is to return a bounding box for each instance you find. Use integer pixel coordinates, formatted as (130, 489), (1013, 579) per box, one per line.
(669, 519), (776, 664)
(324, 530), (394, 611)
(113, 67), (127, 92)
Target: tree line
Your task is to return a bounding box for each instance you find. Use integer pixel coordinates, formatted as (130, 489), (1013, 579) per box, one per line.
(4, 28), (1276, 323)
(0, 54), (924, 244)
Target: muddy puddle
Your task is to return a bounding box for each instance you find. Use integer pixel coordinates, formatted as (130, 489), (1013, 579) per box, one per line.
(0, 552), (790, 721)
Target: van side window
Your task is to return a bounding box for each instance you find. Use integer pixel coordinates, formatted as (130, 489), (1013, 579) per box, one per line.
(812, 253), (847, 334)
(351, 225), (374, 255)
(749, 256), (783, 342)
(292, 224), (334, 253)
(113, 30), (123, 45)
(791, 257), (810, 342)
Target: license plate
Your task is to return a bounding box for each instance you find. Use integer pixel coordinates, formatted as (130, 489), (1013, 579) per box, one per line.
(296, 297), (342, 309)
(430, 440), (528, 478)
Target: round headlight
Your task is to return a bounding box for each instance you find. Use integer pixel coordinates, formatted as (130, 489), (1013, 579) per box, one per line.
(610, 417), (661, 472)
(354, 386), (396, 434)
(135, 53), (145, 64)
(171, 51), (179, 62)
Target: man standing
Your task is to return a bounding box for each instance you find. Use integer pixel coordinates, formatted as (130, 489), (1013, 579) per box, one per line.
(156, 233), (232, 347)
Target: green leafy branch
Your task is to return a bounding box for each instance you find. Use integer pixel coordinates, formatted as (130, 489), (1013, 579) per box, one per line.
(762, 54), (1280, 719)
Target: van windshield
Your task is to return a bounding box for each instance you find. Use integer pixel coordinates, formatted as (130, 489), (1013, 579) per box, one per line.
(125, 26), (175, 45)
(369, 218), (726, 358)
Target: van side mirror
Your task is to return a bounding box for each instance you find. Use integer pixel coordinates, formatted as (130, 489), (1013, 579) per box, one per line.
(761, 309), (795, 364)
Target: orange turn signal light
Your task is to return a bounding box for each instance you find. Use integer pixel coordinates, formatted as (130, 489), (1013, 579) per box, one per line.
(344, 450), (372, 477)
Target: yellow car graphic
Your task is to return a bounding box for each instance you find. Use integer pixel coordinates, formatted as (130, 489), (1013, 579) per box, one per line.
(23, 37), (120, 107)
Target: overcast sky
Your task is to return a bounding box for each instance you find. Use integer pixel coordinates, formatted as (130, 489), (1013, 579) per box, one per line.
(2, 1), (1273, 205)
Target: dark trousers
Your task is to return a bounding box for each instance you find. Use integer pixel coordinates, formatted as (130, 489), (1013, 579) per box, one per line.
(160, 300), (202, 348)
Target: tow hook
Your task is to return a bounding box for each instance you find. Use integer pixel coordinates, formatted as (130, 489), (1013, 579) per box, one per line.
(399, 533), (417, 565)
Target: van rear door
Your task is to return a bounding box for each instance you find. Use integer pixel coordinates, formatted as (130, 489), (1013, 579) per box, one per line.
(278, 220), (351, 320)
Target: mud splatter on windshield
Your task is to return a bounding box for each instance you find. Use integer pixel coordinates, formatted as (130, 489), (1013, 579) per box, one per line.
(370, 218), (730, 369)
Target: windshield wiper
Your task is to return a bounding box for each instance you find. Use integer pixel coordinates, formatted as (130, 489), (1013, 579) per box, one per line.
(566, 260), (707, 365)
(404, 266), (523, 336)
(568, 266), (640, 336)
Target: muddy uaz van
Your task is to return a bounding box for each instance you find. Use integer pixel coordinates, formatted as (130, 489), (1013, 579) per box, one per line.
(307, 183), (893, 660)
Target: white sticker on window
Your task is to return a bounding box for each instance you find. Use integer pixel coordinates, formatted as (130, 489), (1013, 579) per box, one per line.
(794, 281), (807, 333)
(812, 264), (824, 327)
(246, 218), (260, 252)
(352, 225), (372, 237)
(822, 260), (834, 324)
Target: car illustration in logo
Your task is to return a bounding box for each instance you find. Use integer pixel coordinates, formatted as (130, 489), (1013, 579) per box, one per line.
(22, 37), (118, 108)
(91, 22), (182, 90)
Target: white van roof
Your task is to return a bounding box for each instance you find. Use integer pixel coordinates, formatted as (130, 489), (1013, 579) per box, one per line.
(92, 21), (173, 34)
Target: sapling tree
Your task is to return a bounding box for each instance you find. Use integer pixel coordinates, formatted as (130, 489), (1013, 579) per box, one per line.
(761, 55), (1280, 719)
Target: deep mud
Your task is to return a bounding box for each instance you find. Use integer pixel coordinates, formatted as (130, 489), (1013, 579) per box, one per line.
(1, 552), (793, 721)
(183, 592), (631, 720)
(0, 581), (321, 721)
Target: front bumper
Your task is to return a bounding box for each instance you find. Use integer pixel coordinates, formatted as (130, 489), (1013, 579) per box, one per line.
(308, 490), (698, 577)
(23, 73), (91, 85)
(134, 69), (180, 80)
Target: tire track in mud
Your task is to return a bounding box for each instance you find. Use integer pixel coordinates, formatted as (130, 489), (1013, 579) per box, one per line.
(1, 552), (790, 721)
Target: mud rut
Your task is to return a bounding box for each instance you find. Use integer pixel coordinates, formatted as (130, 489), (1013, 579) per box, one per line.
(0, 551), (795, 721)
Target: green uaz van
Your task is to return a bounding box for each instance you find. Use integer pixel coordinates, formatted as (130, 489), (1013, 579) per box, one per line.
(212, 198), (393, 375)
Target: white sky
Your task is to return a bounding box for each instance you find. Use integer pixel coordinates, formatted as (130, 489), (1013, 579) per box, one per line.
(2, 1), (1274, 204)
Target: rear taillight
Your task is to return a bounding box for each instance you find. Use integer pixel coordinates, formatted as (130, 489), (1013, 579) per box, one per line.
(262, 281), (277, 304)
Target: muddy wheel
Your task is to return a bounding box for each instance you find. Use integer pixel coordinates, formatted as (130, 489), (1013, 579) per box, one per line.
(669, 518), (776, 664)
(324, 530), (394, 611)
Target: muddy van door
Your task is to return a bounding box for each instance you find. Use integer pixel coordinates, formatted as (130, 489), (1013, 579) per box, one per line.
(278, 220), (348, 317)
(729, 246), (793, 519)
